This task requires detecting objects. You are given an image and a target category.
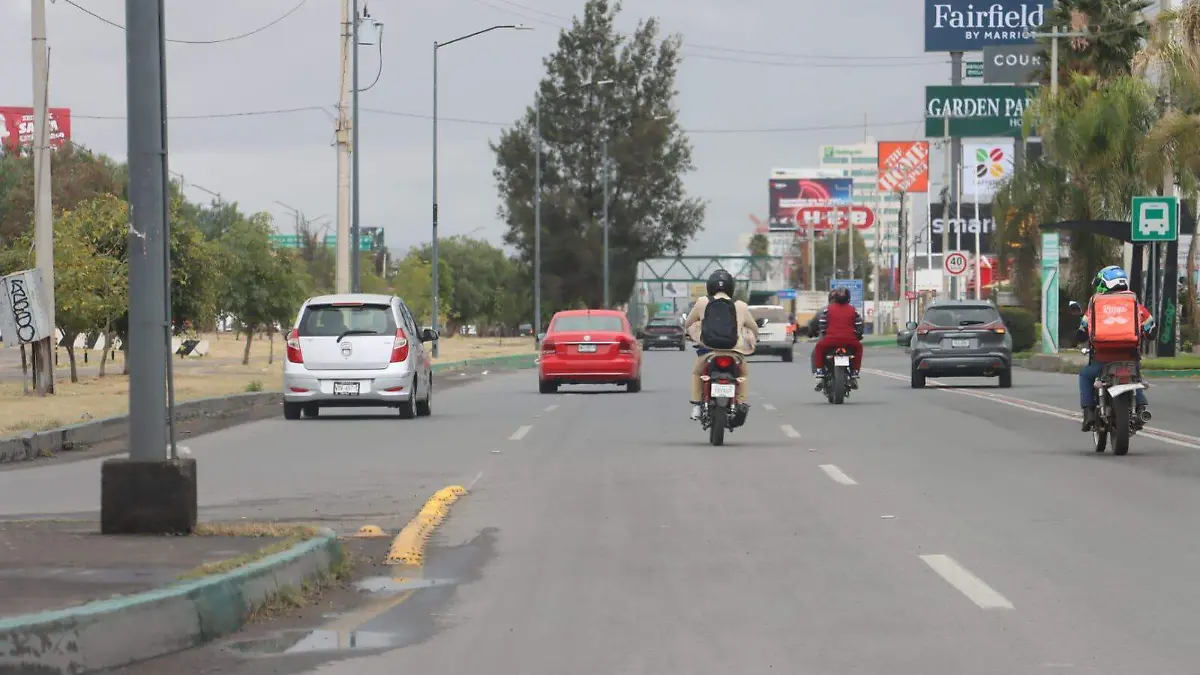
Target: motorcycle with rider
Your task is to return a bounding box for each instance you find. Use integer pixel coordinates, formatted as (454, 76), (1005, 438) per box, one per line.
(812, 286), (865, 401)
(684, 269), (760, 445)
(1074, 265), (1155, 455)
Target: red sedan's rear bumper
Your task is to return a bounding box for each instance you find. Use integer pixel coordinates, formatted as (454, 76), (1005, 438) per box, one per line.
(539, 355), (638, 383)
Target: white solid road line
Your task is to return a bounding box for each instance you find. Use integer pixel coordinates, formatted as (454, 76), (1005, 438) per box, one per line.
(864, 368), (1200, 451)
(819, 464), (858, 485)
(763, 403), (777, 411)
(781, 424), (801, 438)
(509, 425), (532, 441)
(920, 554), (1014, 610)
(544, 404), (559, 412)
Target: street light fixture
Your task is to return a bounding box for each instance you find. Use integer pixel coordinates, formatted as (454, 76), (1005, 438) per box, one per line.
(431, 24), (532, 355)
(534, 79), (613, 336)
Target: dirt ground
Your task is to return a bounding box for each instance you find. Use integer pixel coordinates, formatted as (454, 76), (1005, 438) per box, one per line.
(0, 334), (534, 435)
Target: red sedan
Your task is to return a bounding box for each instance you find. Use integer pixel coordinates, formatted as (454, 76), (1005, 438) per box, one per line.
(538, 309), (643, 393)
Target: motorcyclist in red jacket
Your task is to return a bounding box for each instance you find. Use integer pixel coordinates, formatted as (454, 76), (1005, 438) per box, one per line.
(812, 287), (864, 390)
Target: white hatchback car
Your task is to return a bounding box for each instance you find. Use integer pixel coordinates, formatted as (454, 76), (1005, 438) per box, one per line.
(282, 293), (437, 420)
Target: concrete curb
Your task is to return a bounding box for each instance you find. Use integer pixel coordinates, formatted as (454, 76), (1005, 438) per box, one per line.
(0, 392), (281, 465)
(433, 352), (536, 374)
(0, 528), (343, 675)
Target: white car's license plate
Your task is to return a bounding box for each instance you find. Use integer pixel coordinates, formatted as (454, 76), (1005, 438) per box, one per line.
(333, 381), (360, 396)
(952, 339), (970, 348)
(578, 343), (597, 353)
(710, 383), (736, 398)
(833, 355), (850, 366)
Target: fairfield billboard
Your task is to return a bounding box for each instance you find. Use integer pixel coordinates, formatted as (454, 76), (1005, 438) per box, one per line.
(0, 107), (72, 153)
(924, 1), (1051, 52)
(768, 173), (855, 232)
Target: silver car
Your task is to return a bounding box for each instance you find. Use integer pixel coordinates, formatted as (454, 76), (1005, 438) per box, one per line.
(282, 293), (437, 420)
(748, 304), (794, 362)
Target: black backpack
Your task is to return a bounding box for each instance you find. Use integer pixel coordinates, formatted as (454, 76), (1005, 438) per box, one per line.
(700, 296), (739, 350)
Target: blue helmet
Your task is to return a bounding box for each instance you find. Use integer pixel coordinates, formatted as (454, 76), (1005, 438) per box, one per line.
(1094, 265), (1129, 294)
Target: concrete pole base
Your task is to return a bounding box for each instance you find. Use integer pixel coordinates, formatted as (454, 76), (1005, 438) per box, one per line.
(100, 458), (198, 535)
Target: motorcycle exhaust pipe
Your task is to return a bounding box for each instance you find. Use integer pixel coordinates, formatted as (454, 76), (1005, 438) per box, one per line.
(1139, 409), (1152, 422)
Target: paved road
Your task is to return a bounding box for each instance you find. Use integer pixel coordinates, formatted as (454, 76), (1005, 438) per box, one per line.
(11, 346), (1200, 673)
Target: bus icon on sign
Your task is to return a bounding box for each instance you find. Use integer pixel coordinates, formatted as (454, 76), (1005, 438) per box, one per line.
(1138, 204), (1169, 236)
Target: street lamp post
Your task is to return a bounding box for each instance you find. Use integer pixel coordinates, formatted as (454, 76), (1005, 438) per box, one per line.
(432, 24), (531, 356)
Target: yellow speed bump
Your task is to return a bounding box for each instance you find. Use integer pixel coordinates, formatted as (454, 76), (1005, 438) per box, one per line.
(384, 485), (467, 566)
(353, 525), (388, 538)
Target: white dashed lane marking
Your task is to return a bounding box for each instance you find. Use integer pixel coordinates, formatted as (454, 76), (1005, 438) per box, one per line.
(509, 425), (532, 441)
(920, 554), (1014, 610)
(819, 464), (857, 485)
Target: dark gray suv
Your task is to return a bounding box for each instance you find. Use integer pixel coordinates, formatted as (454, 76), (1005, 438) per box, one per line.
(910, 300), (1013, 388)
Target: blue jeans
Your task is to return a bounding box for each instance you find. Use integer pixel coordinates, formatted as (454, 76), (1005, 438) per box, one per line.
(1079, 361), (1148, 407)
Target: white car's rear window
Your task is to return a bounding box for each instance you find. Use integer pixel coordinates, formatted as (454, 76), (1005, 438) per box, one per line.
(300, 304), (396, 337)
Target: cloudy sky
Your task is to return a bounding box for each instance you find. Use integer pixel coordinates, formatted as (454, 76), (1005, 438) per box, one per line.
(0, 0), (950, 257)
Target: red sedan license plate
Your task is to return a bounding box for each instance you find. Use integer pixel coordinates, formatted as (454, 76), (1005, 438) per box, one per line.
(578, 344), (597, 353)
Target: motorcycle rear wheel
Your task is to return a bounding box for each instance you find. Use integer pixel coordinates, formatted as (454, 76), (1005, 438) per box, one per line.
(709, 404), (727, 446)
(1112, 394), (1132, 456)
(832, 367), (847, 405)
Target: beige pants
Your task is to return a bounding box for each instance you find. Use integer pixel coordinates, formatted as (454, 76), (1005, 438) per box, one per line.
(692, 352), (749, 403)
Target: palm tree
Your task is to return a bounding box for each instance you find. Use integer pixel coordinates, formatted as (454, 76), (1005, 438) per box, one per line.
(1136, 0), (1200, 338)
(998, 73), (1158, 299)
(1035, 0), (1153, 85)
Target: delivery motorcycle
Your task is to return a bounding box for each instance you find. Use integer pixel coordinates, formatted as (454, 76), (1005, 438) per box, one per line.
(1083, 347), (1151, 456)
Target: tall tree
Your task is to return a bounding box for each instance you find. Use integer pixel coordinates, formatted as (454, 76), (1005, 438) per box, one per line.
(491, 0), (705, 313)
(0, 144), (126, 245)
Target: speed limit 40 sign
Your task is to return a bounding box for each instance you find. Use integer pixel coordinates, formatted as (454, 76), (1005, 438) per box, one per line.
(944, 251), (969, 276)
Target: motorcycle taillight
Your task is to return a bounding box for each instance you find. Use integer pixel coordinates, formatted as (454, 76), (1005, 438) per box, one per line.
(713, 355), (735, 369)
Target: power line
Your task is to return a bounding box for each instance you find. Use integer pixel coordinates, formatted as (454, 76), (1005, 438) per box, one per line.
(58, 0), (310, 45)
(466, 0), (938, 63)
(72, 104), (927, 134)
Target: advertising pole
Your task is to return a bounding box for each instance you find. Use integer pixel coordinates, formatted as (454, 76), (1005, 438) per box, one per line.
(873, 192), (882, 334)
(941, 113), (951, 298)
(948, 51), (962, 298)
(974, 170), (982, 299)
(898, 191), (908, 324)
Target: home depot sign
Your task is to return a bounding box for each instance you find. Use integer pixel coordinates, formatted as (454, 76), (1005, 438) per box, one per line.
(797, 205), (875, 230)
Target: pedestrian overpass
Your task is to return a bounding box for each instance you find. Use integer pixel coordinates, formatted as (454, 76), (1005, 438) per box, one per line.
(628, 255), (778, 327)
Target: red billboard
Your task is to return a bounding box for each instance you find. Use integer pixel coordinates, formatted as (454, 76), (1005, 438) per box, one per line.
(877, 141), (930, 193)
(795, 205), (875, 231)
(0, 107), (72, 153)
(768, 177), (855, 231)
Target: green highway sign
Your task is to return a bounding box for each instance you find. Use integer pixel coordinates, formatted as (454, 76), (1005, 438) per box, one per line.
(323, 234), (374, 251)
(965, 61), (984, 78)
(656, 301), (674, 314)
(1131, 196), (1179, 242)
(925, 85), (1037, 138)
(268, 234), (301, 248)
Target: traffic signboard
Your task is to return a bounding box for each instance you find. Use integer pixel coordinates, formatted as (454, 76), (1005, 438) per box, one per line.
(1131, 196), (1178, 242)
(268, 234), (301, 248)
(830, 279), (864, 315)
(944, 251), (969, 276)
(776, 289), (796, 300)
(656, 301), (673, 314)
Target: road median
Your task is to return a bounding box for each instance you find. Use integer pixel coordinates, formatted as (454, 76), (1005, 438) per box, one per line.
(1016, 352), (1200, 378)
(0, 521), (345, 675)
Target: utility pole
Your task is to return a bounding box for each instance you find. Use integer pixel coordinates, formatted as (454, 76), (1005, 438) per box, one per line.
(898, 191), (908, 324)
(334, 0), (352, 293)
(602, 137), (610, 308)
(946, 51), (962, 298)
(102, 0), (194, 536)
(350, 0), (361, 292)
(30, 0), (54, 395)
(534, 94), (542, 337)
(941, 110), (951, 296)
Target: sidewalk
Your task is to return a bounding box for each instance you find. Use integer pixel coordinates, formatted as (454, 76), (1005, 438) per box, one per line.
(0, 519), (292, 618)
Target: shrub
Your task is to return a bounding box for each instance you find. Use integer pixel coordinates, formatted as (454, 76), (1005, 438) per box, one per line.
(999, 306), (1036, 352)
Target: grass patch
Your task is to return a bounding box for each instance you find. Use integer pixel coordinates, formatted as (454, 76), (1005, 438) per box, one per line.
(1142, 354), (1200, 370)
(248, 548), (357, 622)
(3, 418), (63, 434)
(245, 379), (264, 392)
(177, 522), (321, 580)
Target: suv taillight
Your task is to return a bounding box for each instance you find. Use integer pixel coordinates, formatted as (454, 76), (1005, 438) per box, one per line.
(390, 329), (409, 363)
(286, 329), (303, 363)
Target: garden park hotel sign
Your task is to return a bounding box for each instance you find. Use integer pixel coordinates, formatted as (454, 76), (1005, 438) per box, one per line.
(925, 85), (1037, 137)
(925, 1), (1051, 52)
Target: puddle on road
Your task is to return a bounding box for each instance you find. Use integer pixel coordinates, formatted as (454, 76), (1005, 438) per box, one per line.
(224, 528), (497, 658)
